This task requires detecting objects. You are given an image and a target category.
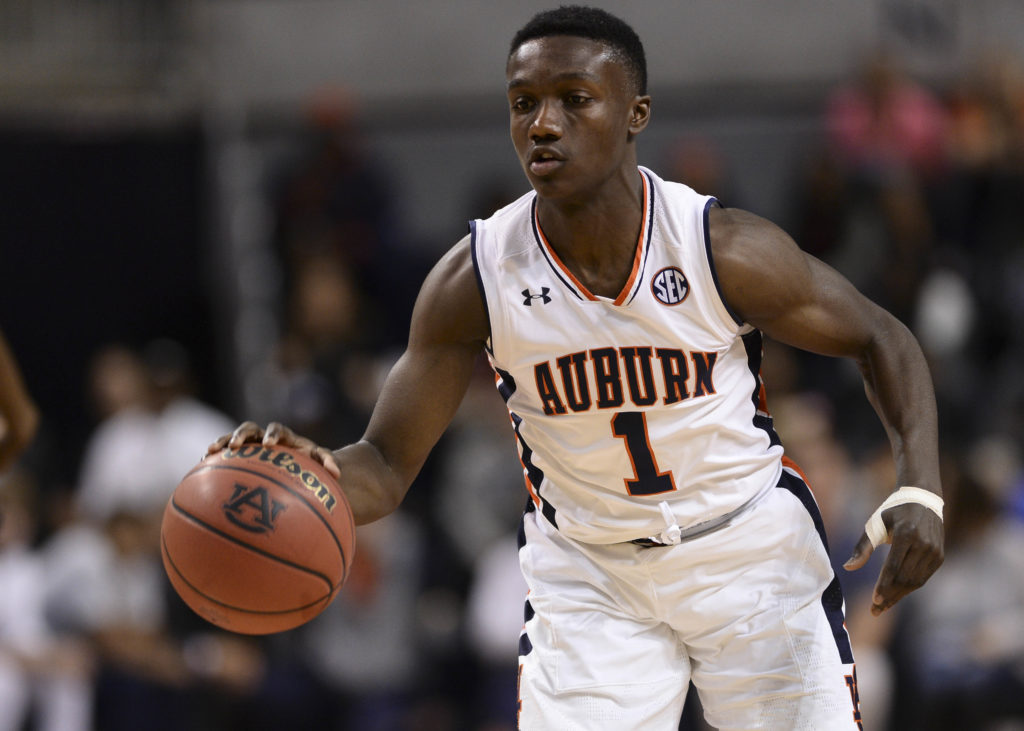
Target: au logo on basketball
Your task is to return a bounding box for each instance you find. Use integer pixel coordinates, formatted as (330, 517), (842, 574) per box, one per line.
(651, 266), (689, 306)
(223, 484), (287, 533)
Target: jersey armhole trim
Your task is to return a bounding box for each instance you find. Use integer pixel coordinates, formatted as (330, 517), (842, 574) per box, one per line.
(468, 220), (495, 356)
(702, 198), (745, 327)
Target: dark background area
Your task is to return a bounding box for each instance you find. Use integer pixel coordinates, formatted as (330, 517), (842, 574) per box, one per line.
(0, 126), (222, 483)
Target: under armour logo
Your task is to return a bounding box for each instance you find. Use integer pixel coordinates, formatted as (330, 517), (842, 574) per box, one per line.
(522, 287), (551, 305)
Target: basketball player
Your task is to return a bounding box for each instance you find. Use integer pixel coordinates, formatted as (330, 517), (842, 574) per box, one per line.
(214, 7), (944, 728)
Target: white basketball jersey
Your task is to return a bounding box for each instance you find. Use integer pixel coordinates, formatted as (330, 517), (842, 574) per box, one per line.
(471, 167), (784, 544)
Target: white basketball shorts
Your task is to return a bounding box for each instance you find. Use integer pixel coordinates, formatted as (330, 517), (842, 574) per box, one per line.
(515, 465), (863, 730)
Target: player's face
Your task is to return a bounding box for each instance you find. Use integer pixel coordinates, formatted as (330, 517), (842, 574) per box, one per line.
(506, 36), (649, 202)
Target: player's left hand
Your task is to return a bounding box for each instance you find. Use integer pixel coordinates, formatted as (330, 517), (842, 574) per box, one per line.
(842, 502), (944, 616)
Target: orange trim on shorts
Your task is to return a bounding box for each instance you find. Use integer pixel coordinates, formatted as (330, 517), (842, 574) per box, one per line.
(516, 662), (525, 728)
(782, 455), (811, 486)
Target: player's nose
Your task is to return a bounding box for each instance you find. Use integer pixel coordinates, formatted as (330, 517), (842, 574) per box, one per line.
(529, 99), (562, 140)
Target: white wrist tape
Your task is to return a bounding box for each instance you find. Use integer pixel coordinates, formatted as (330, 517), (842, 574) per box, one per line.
(866, 486), (944, 548)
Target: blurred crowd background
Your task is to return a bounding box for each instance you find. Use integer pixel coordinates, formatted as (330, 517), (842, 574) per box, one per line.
(2, 1), (1024, 730)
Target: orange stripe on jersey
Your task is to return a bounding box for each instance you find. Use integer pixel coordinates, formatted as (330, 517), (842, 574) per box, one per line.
(781, 456), (811, 486)
(533, 218), (597, 301)
(521, 463), (541, 507)
(756, 378), (769, 413)
(509, 411), (542, 507)
(533, 171), (650, 305)
(613, 172), (650, 306)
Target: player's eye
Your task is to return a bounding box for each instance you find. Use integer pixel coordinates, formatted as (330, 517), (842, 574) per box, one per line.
(510, 97), (534, 112)
(567, 94), (591, 106)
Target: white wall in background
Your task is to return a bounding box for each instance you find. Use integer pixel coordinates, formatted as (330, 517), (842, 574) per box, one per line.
(198, 0), (1023, 111)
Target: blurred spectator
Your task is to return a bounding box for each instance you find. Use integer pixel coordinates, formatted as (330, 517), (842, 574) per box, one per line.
(249, 250), (380, 449)
(63, 509), (194, 731)
(75, 340), (236, 524)
(967, 434), (1023, 526)
(817, 54), (948, 321)
(0, 328), (39, 475)
(662, 134), (738, 206)
(935, 53), (1024, 446)
(296, 511), (425, 729)
(0, 470), (92, 731)
(911, 264), (983, 444)
(913, 267), (976, 360)
(888, 441), (1024, 730)
(788, 55), (948, 415)
(73, 345), (158, 523)
(435, 362), (525, 569)
(45, 456), (269, 730)
(271, 86), (414, 350)
(274, 87), (395, 272)
(825, 52), (948, 181)
(41, 339), (241, 729)
(807, 162), (934, 324)
(789, 148), (849, 261)
(464, 532), (528, 731)
(432, 362), (529, 730)
(946, 51), (1024, 173)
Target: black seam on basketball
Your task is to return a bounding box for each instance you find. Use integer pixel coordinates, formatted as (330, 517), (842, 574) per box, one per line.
(186, 461), (349, 580)
(162, 534), (332, 616)
(170, 495), (338, 593)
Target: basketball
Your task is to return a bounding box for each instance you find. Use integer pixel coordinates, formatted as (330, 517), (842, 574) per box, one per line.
(160, 444), (356, 634)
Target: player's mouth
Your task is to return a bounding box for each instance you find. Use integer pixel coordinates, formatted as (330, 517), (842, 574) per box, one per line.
(528, 148), (565, 176)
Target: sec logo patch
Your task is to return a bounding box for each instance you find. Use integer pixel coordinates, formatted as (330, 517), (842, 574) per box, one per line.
(651, 267), (689, 306)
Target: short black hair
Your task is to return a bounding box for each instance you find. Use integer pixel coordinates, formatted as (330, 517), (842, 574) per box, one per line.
(509, 5), (647, 96)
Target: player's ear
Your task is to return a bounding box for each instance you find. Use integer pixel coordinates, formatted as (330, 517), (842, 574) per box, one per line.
(628, 96), (651, 137)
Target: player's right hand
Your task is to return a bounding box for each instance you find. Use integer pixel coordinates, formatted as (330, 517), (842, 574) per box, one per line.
(842, 501), (944, 616)
(207, 421), (342, 480)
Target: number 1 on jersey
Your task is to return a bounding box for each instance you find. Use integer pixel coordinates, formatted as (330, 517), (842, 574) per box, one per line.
(611, 411), (677, 496)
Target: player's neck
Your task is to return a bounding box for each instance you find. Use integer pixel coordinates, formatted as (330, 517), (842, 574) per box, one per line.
(536, 168), (645, 298)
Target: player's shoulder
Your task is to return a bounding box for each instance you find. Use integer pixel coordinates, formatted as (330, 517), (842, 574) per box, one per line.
(428, 233), (476, 287)
(708, 206), (796, 265)
(640, 165), (706, 205)
(708, 206), (814, 324)
(477, 188), (535, 223)
(471, 189), (538, 261)
(707, 205), (771, 229)
(414, 234), (489, 346)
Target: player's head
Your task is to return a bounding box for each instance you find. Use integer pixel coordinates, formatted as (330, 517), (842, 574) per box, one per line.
(509, 6), (647, 98)
(505, 7), (652, 201)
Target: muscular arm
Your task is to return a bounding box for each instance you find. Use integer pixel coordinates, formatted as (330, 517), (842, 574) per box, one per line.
(0, 330), (39, 473)
(218, 236), (489, 525)
(334, 236), (489, 522)
(710, 206), (943, 614)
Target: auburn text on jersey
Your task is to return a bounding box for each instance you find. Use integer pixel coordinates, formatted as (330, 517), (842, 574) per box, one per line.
(534, 346), (718, 415)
